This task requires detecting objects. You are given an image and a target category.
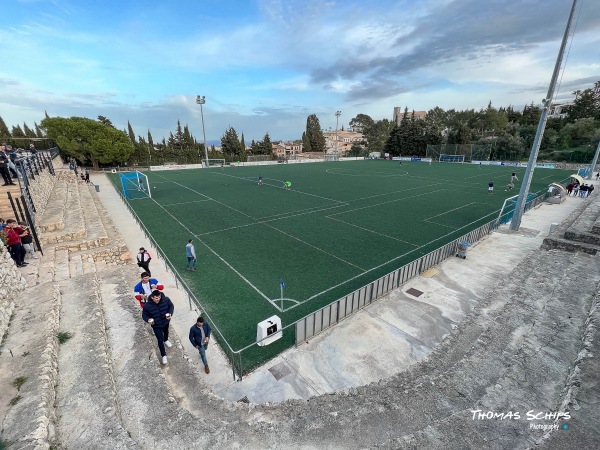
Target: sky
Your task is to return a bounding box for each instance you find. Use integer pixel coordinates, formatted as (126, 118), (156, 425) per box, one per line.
(1, 0), (599, 144)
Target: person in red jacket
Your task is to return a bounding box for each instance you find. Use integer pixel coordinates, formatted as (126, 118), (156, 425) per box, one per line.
(2, 219), (27, 267)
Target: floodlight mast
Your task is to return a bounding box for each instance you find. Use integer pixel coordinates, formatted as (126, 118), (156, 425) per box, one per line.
(586, 140), (600, 180)
(196, 95), (209, 167)
(510, 0), (579, 231)
(335, 111), (341, 157)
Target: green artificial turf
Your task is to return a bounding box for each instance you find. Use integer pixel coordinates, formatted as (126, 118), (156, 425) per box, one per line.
(108, 160), (573, 374)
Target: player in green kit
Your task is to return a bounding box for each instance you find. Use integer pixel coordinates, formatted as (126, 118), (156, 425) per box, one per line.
(283, 181), (292, 190)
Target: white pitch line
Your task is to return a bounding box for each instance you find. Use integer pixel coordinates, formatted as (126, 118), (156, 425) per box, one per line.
(161, 199), (213, 207)
(424, 202), (476, 220)
(143, 195), (278, 308)
(327, 188), (447, 218)
(327, 216), (419, 246)
(196, 202), (349, 237)
(215, 170), (349, 205)
(262, 222), (367, 271)
(284, 208), (502, 310)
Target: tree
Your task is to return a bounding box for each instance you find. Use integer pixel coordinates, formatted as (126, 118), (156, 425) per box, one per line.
(23, 123), (36, 138)
(11, 125), (25, 138)
(240, 132), (246, 153)
(0, 117), (12, 140)
(349, 114), (374, 132)
(302, 131), (310, 152)
(97, 115), (115, 128)
(127, 121), (136, 144)
(304, 114), (325, 152)
(221, 127), (241, 160)
(364, 119), (394, 155)
(568, 88), (600, 122)
(41, 116), (134, 169)
(261, 132), (272, 155)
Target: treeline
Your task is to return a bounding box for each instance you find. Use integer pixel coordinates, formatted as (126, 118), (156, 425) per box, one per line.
(2, 81), (599, 166)
(357, 80), (600, 163)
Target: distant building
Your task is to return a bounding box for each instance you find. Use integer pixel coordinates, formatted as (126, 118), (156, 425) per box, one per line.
(322, 130), (365, 155)
(272, 141), (303, 158)
(548, 101), (574, 119)
(393, 107), (427, 125)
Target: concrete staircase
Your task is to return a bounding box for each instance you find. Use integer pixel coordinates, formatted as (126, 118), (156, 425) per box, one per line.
(542, 195), (600, 253)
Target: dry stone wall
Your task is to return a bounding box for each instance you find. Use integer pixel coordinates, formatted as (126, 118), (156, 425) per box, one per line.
(28, 170), (58, 220)
(0, 244), (27, 347)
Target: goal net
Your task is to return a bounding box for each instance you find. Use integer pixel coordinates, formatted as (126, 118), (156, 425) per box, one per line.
(120, 171), (151, 199)
(324, 154), (339, 162)
(202, 159), (225, 167)
(247, 155), (272, 162)
(426, 143), (492, 162)
(439, 154), (465, 163)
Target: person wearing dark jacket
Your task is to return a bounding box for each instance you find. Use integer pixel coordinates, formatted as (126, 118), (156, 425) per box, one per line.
(189, 317), (211, 374)
(142, 290), (174, 365)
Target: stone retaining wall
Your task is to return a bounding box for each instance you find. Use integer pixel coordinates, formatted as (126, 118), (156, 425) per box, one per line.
(0, 245), (27, 347)
(28, 170), (58, 220)
(80, 245), (132, 265)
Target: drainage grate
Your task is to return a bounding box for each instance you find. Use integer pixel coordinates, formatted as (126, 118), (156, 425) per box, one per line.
(406, 287), (424, 297)
(268, 362), (291, 381)
(237, 396), (250, 403)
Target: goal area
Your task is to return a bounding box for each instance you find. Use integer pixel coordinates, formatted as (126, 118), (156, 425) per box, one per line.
(324, 154), (339, 162)
(120, 171), (151, 199)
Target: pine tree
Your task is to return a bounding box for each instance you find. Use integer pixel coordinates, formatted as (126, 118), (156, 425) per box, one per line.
(127, 121), (136, 143)
(11, 125), (25, 138)
(302, 131), (310, 152)
(34, 122), (45, 138)
(23, 123), (36, 138)
(98, 115), (115, 128)
(0, 116), (11, 139)
(262, 132), (272, 155)
(221, 127), (241, 160)
(305, 114), (325, 152)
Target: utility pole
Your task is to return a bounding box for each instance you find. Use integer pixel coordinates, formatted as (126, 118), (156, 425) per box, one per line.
(510, 0), (579, 231)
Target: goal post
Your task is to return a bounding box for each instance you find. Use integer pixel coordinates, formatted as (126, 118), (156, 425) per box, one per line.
(439, 154), (465, 163)
(202, 159), (225, 167)
(120, 170), (151, 199)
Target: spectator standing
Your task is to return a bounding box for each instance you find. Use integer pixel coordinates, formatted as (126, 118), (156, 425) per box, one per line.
(133, 272), (161, 307)
(29, 143), (37, 155)
(189, 317), (211, 374)
(137, 247), (152, 275)
(566, 183), (574, 196)
(0, 146), (15, 186)
(19, 221), (37, 259)
(2, 219), (27, 267)
(142, 290), (174, 365)
(186, 239), (197, 271)
(85, 168), (90, 183)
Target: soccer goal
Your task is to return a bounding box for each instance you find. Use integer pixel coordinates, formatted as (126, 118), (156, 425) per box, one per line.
(202, 159), (225, 168)
(120, 170), (151, 199)
(324, 154), (339, 162)
(439, 154), (465, 163)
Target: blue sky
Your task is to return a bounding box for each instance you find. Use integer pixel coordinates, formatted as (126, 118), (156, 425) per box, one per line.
(1, 0), (599, 143)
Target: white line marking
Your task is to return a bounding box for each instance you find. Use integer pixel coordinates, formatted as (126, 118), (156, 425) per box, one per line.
(326, 189), (447, 217)
(327, 216), (419, 246)
(162, 199), (212, 207)
(424, 202), (476, 220)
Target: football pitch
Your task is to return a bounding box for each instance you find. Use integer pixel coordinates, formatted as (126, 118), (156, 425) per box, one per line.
(108, 160), (572, 372)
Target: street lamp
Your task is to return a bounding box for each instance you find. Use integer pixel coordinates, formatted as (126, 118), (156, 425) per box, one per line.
(335, 111), (341, 157)
(196, 95), (209, 167)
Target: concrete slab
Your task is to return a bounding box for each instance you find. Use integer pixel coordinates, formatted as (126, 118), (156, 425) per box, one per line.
(91, 172), (587, 405)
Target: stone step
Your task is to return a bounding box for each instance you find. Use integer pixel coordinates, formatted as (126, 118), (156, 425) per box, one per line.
(95, 264), (216, 449)
(68, 253), (83, 278)
(541, 236), (600, 254)
(54, 270), (137, 449)
(39, 181), (85, 245)
(0, 282), (61, 449)
(53, 248), (70, 282)
(79, 181), (109, 243)
(37, 179), (68, 232)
